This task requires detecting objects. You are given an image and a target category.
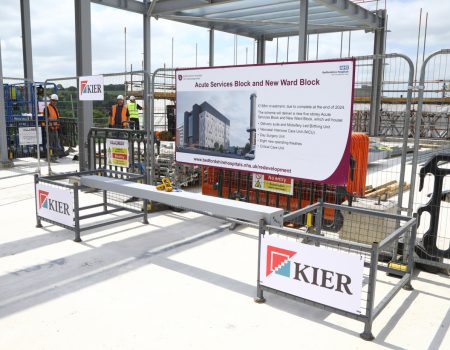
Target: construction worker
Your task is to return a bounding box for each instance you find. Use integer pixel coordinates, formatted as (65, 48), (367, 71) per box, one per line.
(128, 96), (143, 130)
(46, 94), (63, 162)
(109, 95), (129, 128)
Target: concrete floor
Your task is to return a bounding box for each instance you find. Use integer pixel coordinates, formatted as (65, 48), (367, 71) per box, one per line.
(0, 158), (449, 350)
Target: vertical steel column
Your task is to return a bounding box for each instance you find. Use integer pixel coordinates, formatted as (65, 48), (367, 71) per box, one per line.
(0, 44), (11, 167)
(209, 28), (214, 67)
(20, 0), (33, 81)
(75, 0), (93, 171)
(369, 10), (386, 136)
(256, 37), (265, 64)
(144, 2), (152, 185)
(254, 219), (266, 303)
(298, 0), (308, 61)
(20, 0), (34, 115)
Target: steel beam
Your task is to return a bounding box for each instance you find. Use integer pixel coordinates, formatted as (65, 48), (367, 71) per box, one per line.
(314, 0), (382, 29)
(20, 0), (33, 81)
(298, 0), (308, 61)
(80, 175), (284, 226)
(153, 0), (230, 15)
(0, 44), (12, 167)
(75, 0), (93, 171)
(91, 0), (146, 14)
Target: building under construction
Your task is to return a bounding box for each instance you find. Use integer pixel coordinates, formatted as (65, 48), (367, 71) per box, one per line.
(1, 1), (450, 348)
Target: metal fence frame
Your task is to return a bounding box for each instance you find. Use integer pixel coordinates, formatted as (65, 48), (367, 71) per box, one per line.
(34, 169), (148, 242)
(87, 127), (149, 174)
(166, 54), (414, 228)
(257, 201), (417, 341)
(43, 70), (152, 176)
(409, 49), (450, 215)
(409, 49), (450, 271)
(1, 76), (42, 174)
(351, 53), (414, 214)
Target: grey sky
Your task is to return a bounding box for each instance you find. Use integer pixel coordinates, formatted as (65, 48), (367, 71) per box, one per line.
(1, 1), (449, 81)
(177, 90), (254, 147)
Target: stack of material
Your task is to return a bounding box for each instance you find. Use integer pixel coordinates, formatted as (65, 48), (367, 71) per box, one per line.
(365, 180), (410, 199)
(156, 141), (201, 187)
(339, 198), (397, 245)
(157, 141), (175, 179)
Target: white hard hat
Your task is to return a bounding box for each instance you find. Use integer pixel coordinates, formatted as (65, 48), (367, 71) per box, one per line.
(117, 95), (124, 100)
(50, 94), (59, 101)
(130, 96), (136, 101)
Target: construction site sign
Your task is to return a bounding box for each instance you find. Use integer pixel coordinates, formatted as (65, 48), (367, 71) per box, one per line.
(175, 59), (354, 184)
(19, 127), (42, 146)
(252, 173), (293, 195)
(106, 139), (129, 167)
(260, 234), (364, 315)
(79, 75), (104, 101)
(36, 183), (74, 227)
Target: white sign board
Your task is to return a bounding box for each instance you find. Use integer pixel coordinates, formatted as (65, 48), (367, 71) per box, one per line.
(260, 234), (364, 314)
(106, 139), (129, 168)
(36, 183), (74, 227)
(19, 127), (43, 146)
(79, 75), (104, 101)
(175, 60), (354, 185)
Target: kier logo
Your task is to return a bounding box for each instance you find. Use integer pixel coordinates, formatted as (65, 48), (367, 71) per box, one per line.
(38, 190), (49, 209)
(37, 189), (70, 215)
(80, 80), (88, 95)
(266, 245), (297, 278)
(80, 80), (102, 95)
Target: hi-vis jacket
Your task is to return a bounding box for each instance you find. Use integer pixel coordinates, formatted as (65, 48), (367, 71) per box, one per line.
(110, 104), (128, 126)
(47, 104), (60, 131)
(128, 102), (139, 119)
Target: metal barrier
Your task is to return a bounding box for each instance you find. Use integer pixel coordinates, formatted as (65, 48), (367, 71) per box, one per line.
(257, 201), (417, 341)
(1, 76), (44, 174)
(3, 118), (76, 160)
(195, 54), (414, 237)
(43, 70), (152, 175)
(87, 127), (148, 175)
(352, 54), (414, 139)
(59, 117), (78, 149)
(34, 169), (148, 242)
(409, 49), (450, 272)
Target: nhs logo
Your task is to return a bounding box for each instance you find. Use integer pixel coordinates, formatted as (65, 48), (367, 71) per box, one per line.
(339, 65), (349, 71)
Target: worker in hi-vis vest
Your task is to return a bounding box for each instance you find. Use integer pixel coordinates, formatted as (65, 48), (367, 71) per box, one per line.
(109, 95), (129, 128)
(46, 94), (63, 162)
(128, 96), (143, 130)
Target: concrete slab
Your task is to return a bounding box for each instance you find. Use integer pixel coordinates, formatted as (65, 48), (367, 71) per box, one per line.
(0, 169), (449, 350)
